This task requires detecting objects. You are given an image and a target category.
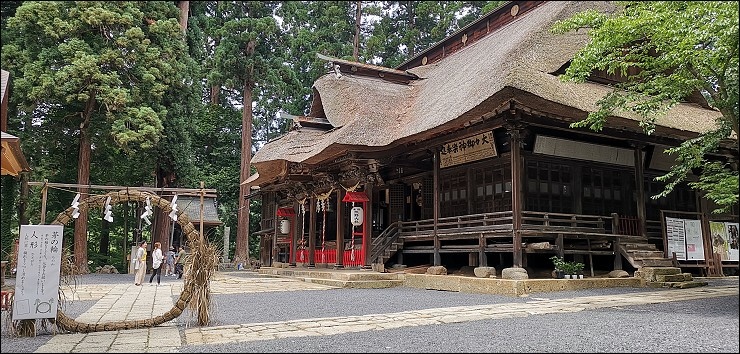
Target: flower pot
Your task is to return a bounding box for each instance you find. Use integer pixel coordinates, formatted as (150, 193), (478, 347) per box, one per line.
(555, 270), (564, 279)
(564, 274), (571, 279)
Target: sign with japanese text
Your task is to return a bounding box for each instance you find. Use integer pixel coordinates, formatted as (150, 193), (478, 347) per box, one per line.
(665, 217), (687, 261)
(683, 219), (704, 261)
(13, 225), (64, 320)
(440, 131), (497, 168)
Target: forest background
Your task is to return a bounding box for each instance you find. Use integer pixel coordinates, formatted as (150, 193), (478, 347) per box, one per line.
(0, 1), (505, 273)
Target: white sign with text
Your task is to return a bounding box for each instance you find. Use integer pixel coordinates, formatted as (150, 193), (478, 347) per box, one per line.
(13, 225), (64, 320)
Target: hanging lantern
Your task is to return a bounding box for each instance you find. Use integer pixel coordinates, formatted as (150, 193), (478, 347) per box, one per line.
(351, 206), (363, 226)
(280, 219), (290, 234)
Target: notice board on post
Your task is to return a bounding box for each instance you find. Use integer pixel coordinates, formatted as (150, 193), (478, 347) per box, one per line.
(661, 212), (707, 262)
(13, 225), (64, 320)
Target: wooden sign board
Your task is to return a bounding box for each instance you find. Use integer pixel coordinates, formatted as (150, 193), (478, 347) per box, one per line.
(440, 131), (497, 168)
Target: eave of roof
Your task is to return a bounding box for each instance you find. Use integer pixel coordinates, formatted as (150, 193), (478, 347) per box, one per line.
(1, 131), (31, 176)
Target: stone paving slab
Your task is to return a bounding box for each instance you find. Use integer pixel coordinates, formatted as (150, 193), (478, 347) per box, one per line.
(182, 285), (738, 346)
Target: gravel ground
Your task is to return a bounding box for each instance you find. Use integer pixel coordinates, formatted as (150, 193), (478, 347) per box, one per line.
(1, 273), (738, 353)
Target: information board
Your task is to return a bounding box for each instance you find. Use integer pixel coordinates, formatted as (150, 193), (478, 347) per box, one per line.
(683, 219), (705, 261)
(665, 217), (687, 261)
(13, 225), (64, 320)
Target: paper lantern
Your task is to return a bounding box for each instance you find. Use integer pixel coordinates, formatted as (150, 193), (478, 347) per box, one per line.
(351, 206), (363, 226)
(280, 219), (290, 234)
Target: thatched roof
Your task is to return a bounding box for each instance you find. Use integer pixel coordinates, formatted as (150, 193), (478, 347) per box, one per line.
(250, 1), (723, 182)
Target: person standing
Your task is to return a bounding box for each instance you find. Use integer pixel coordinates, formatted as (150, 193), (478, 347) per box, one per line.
(149, 242), (164, 286)
(165, 247), (176, 276)
(134, 241), (148, 286)
(175, 245), (186, 279)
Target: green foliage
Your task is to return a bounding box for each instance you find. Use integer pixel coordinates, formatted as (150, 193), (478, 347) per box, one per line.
(552, 1), (739, 213)
(550, 255), (566, 271)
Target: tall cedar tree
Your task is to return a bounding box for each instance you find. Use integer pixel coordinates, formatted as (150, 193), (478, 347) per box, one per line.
(1, 1), (191, 271)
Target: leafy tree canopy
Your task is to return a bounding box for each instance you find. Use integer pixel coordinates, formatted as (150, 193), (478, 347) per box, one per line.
(1, 1), (190, 153)
(552, 1), (739, 213)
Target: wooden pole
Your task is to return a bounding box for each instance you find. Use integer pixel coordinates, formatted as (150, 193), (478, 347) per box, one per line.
(308, 196), (316, 268)
(199, 181), (205, 242)
(335, 189), (344, 269)
(433, 149), (441, 266)
(633, 143), (647, 237)
(509, 126), (523, 267)
(40, 179), (48, 224)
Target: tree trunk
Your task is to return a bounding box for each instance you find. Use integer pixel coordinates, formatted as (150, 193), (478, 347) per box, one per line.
(19, 172), (28, 225)
(407, 1), (415, 56)
(178, 1), (189, 35)
(99, 218), (110, 258)
(74, 94), (95, 274)
(353, 1), (361, 61)
(153, 171), (174, 254)
(236, 79), (253, 263)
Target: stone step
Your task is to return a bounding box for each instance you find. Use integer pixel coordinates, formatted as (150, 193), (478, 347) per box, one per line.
(301, 277), (405, 289)
(656, 273), (693, 282)
(634, 266), (683, 281)
(629, 250), (666, 258)
(640, 259), (675, 267)
(621, 242), (659, 251)
(646, 280), (708, 289)
(258, 268), (403, 281)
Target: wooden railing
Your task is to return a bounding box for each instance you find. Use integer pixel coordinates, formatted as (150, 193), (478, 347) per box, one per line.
(398, 211), (514, 237)
(295, 249), (365, 267)
(370, 210), (650, 264)
(370, 221), (401, 264)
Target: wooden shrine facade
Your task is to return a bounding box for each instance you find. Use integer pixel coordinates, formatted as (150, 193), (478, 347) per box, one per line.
(247, 1), (738, 275)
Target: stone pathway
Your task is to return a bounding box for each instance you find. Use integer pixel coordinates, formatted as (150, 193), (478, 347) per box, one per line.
(25, 274), (738, 353)
(183, 285), (738, 346)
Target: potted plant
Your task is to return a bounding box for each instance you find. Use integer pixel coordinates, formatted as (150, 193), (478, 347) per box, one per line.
(549, 256), (566, 279)
(563, 261), (584, 279)
(572, 261), (585, 279)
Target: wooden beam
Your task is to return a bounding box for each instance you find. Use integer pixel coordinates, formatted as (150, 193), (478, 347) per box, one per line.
(26, 181), (217, 195)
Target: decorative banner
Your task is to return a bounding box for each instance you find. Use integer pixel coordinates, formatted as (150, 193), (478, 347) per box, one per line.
(725, 222), (739, 261)
(13, 225), (64, 320)
(709, 221), (730, 261)
(665, 217), (686, 260)
(683, 219), (704, 261)
(440, 131), (497, 168)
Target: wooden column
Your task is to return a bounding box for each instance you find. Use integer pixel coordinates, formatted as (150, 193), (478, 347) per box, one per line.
(433, 149), (441, 266)
(508, 127), (523, 268)
(272, 210), (278, 266)
(363, 184), (374, 268)
(289, 200), (298, 267)
(633, 143), (647, 237)
(335, 189), (345, 269)
(308, 197), (316, 268)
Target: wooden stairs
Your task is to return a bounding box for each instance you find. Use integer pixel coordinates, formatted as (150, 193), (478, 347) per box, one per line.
(376, 240), (404, 266)
(618, 237), (675, 268)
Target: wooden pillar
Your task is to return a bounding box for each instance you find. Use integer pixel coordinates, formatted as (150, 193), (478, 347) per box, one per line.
(433, 149), (441, 266)
(478, 233), (487, 267)
(335, 189), (344, 269)
(290, 200), (298, 267)
(363, 184), (374, 268)
(308, 196), (316, 268)
(272, 210), (278, 267)
(633, 143), (647, 237)
(508, 126), (523, 267)
(611, 213), (622, 270)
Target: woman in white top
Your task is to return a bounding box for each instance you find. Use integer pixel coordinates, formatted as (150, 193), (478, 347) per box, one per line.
(134, 241), (147, 286)
(148, 242), (164, 286)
